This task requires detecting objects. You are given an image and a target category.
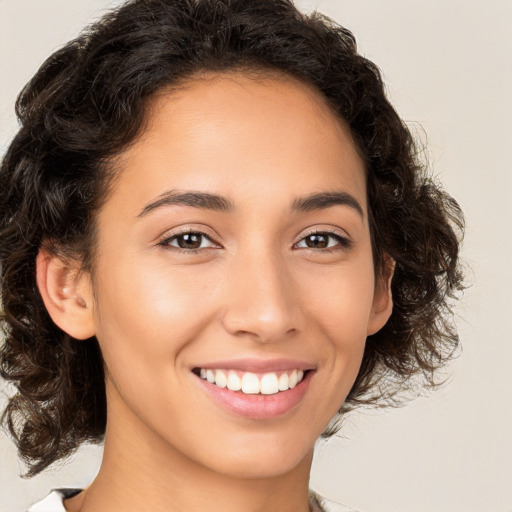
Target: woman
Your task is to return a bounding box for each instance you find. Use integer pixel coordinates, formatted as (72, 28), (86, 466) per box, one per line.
(0, 1), (464, 511)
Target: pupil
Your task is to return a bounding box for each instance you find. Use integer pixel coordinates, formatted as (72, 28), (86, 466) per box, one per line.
(307, 234), (327, 248)
(179, 233), (201, 249)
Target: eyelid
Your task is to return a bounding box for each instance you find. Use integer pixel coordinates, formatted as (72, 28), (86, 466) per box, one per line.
(156, 225), (222, 250)
(298, 226), (350, 240)
(294, 227), (352, 251)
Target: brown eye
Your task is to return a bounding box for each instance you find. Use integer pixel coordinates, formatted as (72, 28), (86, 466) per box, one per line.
(159, 232), (217, 250)
(296, 232), (351, 251)
(176, 233), (203, 249)
(304, 234), (329, 248)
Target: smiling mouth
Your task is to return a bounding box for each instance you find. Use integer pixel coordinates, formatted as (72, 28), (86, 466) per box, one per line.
(192, 368), (308, 395)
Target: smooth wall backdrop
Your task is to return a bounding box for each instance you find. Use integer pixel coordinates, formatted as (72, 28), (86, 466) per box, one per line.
(1, 1), (511, 511)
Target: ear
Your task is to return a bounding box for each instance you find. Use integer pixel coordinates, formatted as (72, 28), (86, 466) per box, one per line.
(367, 256), (395, 336)
(36, 248), (96, 340)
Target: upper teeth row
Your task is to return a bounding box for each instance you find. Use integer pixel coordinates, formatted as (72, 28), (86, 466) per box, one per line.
(199, 369), (305, 395)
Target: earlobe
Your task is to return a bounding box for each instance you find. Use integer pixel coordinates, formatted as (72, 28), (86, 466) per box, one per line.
(367, 257), (395, 336)
(36, 248), (96, 340)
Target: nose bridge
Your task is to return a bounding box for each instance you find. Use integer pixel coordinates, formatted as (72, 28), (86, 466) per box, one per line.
(222, 241), (301, 342)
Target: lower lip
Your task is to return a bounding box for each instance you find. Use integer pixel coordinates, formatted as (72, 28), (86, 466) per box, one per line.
(195, 371), (313, 420)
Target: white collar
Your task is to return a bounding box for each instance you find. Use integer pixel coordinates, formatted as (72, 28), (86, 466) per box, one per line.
(27, 489), (81, 512)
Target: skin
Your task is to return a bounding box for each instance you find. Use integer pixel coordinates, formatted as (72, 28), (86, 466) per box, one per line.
(37, 72), (393, 512)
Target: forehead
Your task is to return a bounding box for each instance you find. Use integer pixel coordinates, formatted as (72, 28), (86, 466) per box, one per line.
(108, 72), (367, 216)
(143, 71), (358, 161)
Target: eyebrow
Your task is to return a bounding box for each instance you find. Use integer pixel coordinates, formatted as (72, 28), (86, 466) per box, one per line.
(138, 191), (234, 217)
(138, 189), (364, 218)
(291, 191), (364, 218)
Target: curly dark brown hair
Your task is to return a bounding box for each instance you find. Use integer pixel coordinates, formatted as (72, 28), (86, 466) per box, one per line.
(0, 0), (464, 476)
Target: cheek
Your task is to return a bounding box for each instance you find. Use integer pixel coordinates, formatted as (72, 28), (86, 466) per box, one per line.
(298, 257), (376, 338)
(297, 253), (375, 397)
(91, 256), (229, 377)
(90, 263), (213, 433)
(92, 265), (199, 370)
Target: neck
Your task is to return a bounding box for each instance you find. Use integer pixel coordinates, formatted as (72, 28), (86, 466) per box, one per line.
(67, 385), (313, 512)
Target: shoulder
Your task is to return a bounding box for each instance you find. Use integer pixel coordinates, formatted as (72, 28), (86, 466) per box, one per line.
(26, 489), (82, 512)
(309, 490), (360, 512)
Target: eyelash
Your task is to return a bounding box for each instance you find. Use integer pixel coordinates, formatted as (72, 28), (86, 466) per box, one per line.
(295, 229), (352, 252)
(157, 229), (352, 253)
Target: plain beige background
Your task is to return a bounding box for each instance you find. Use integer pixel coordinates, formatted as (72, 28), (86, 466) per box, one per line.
(1, 1), (511, 511)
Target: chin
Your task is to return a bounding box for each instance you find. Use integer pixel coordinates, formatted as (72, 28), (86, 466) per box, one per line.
(199, 433), (314, 480)
(213, 455), (309, 480)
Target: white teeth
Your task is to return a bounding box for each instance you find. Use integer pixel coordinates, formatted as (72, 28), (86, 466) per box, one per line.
(260, 373), (279, 395)
(215, 370), (227, 388)
(241, 372), (260, 394)
(278, 372), (289, 391)
(227, 371), (242, 391)
(198, 368), (307, 394)
(289, 369), (298, 388)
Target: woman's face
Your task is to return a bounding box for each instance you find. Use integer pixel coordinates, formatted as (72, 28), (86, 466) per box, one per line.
(82, 73), (392, 478)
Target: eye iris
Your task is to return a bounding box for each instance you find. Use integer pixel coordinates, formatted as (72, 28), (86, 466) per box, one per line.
(178, 233), (202, 249)
(306, 234), (329, 248)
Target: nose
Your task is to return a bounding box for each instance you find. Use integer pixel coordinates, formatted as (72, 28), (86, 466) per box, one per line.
(221, 247), (303, 344)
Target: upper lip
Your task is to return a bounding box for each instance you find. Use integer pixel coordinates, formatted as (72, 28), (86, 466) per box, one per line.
(192, 358), (315, 373)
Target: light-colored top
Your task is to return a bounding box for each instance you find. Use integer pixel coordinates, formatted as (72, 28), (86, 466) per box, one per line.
(27, 489), (359, 512)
